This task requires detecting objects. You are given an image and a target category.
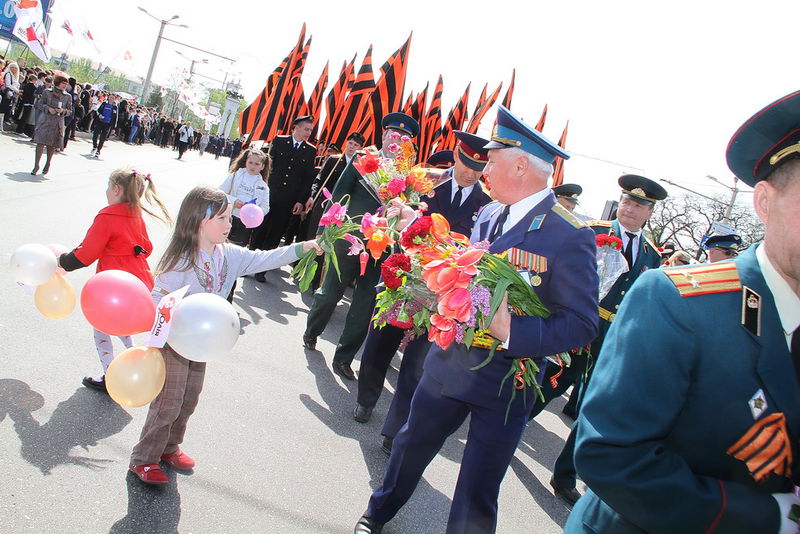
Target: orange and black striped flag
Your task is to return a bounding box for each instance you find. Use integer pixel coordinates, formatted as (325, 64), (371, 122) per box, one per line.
(418, 75), (443, 162)
(552, 121), (569, 187)
(727, 412), (793, 482)
(472, 83), (488, 120)
(535, 104), (547, 133)
(239, 54), (288, 136)
(466, 81), (502, 134)
(365, 33), (412, 146)
(306, 61), (329, 142)
(439, 82), (471, 151)
(279, 36), (313, 133)
(501, 69), (515, 109)
(249, 24), (307, 143)
(402, 92), (415, 117)
(320, 56), (355, 145)
(328, 45), (375, 150)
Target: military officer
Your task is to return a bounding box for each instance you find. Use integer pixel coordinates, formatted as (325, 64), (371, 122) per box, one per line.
(253, 115), (317, 282)
(426, 149), (456, 169)
(549, 173), (668, 506)
(354, 106), (599, 534)
(553, 183), (583, 213)
(702, 221), (743, 263)
(304, 113), (419, 380)
(565, 89), (800, 534)
(352, 131), (492, 435)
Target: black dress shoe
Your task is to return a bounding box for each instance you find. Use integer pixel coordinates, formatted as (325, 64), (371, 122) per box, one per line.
(353, 403), (373, 423)
(381, 436), (393, 456)
(302, 334), (316, 350)
(332, 361), (356, 381)
(354, 515), (383, 534)
(82, 376), (108, 393)
(254, 272), (266, 283)
(550, 478), (581, 507)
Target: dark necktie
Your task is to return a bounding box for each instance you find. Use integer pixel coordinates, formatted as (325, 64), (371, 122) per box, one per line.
(488, 205), (510, 242)
(792, 329), (800, 386)
(449, 186), (463, 217)
(623, 232), (636, 267)
(294, 142), (300, 150)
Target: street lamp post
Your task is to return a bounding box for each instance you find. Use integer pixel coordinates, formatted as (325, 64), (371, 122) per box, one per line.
(705, 175), (740, 222)
(138, 7), (187, 103)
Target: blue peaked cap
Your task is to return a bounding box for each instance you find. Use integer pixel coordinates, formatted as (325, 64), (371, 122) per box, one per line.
(484, 105), (569, 164)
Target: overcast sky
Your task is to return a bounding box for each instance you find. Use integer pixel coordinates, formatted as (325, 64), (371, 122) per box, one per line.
(40, 0), (799, 216)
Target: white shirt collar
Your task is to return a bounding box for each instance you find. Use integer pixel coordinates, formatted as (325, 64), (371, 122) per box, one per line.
(501, 187), (552, 233)
(451, 179), (474, 204)
(756, 244), (800, 347)
(291, 135), (302, 146)
(618, 223), (642, 238)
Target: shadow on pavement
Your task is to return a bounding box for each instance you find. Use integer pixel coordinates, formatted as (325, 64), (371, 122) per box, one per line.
(0, 379), (132, 475)
(511, 412), (572, 526)
(108, 471), (181, 534)
(5, 171), (49, 183)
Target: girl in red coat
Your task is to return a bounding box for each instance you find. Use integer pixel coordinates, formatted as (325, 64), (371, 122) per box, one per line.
(58, 168), (171, 392)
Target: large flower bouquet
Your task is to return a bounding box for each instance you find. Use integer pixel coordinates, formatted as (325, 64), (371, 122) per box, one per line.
(372, 213), (562, 419)
(292, 133), (446, 291)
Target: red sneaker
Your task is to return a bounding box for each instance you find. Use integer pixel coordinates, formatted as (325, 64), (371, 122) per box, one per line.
(129, 463), (168, 485)
(161, 448), (196, 470)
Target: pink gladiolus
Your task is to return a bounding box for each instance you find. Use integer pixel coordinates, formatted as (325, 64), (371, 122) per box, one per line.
(389, 131), (401, 140)
(361, 212), (376, 238)
(400, 135), (410, 142)
(359, 251), (369, 276)
(322, 187), (332, 200)
(320, 202), (347, 227)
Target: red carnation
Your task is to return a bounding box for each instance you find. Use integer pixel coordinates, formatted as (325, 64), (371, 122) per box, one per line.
(381, 253), (412, 290)
(400, 216), (433, 248)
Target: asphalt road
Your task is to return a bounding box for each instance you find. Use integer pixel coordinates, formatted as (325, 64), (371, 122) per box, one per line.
(0, 130), (574, 534)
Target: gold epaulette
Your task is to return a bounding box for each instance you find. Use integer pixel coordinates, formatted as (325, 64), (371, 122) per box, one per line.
(644, 234), (659, 253)
(662, 262), (742, 297)
(587, 219), (612, 227)
(551, 202), (587, 229)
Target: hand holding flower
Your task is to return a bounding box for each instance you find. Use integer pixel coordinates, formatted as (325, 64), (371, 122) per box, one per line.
(488, 292), (511, 343)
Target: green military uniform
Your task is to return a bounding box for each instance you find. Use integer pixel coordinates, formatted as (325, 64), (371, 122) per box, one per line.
(304, 161), (383, 367)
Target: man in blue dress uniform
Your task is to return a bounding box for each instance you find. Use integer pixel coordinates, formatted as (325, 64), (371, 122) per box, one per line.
(352, 133), (492, 446)
(565, 90), (800, 533)
(548, 173), (667, 505)
(354, 106), (599, 534)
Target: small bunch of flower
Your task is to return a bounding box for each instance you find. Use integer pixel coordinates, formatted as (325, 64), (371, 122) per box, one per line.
(596, 233), (629, 300)
(596, 233), (623, 250)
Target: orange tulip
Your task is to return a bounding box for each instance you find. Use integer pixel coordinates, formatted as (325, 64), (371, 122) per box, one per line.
(428, 313), (456, 350)
(366, 229), (394, 260)
(456, 248), (485, 276)
(437, 287), (472, 322)
(430, 213), (451, 241)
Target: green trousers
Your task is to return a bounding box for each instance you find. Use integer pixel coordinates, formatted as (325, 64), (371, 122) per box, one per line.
(304, 241), (383, 366)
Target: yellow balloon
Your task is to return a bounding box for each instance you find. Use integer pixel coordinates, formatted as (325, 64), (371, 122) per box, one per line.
(34, 274), (76, 319)
(106, 347), (167, 408)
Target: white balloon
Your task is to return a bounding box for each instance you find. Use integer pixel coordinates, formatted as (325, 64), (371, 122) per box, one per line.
(167, 293), (240, 362)
(10, 244), (58, 286)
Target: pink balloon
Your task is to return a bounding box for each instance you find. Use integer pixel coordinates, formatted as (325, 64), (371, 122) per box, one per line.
(80, 270), (155, 336)
(48, 243), (69, 275)
(239, 203), (264, 228)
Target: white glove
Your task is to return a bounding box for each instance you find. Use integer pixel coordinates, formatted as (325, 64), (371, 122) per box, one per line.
(772, 493), (800, 534)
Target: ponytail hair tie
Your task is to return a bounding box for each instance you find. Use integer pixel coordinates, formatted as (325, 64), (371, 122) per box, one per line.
(131, 169), (152, 181)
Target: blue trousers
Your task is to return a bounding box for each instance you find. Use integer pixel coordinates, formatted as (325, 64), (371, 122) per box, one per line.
(381, 337), (431, 438)
(367, 373), (529, 534)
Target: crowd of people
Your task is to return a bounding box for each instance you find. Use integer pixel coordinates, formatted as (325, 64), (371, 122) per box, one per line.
(0, 55), (244, 174)
(5, 50), (800, 534)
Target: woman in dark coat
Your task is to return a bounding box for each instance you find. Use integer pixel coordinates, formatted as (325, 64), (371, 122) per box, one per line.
(32, 75), (72, 175)
(16, 74), (37, 137)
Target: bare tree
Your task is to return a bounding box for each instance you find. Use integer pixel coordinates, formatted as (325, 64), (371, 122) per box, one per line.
(647, 193), (764, 258)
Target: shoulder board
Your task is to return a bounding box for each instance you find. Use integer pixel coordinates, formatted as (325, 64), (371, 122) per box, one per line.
(550, 202), (587, 229)
(586, 219), (612, 227)
(329, 154), (343, 159)
(662, 262), (742, 297)
(643, 234), (659, 253)
(304, 142), (316, 150)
